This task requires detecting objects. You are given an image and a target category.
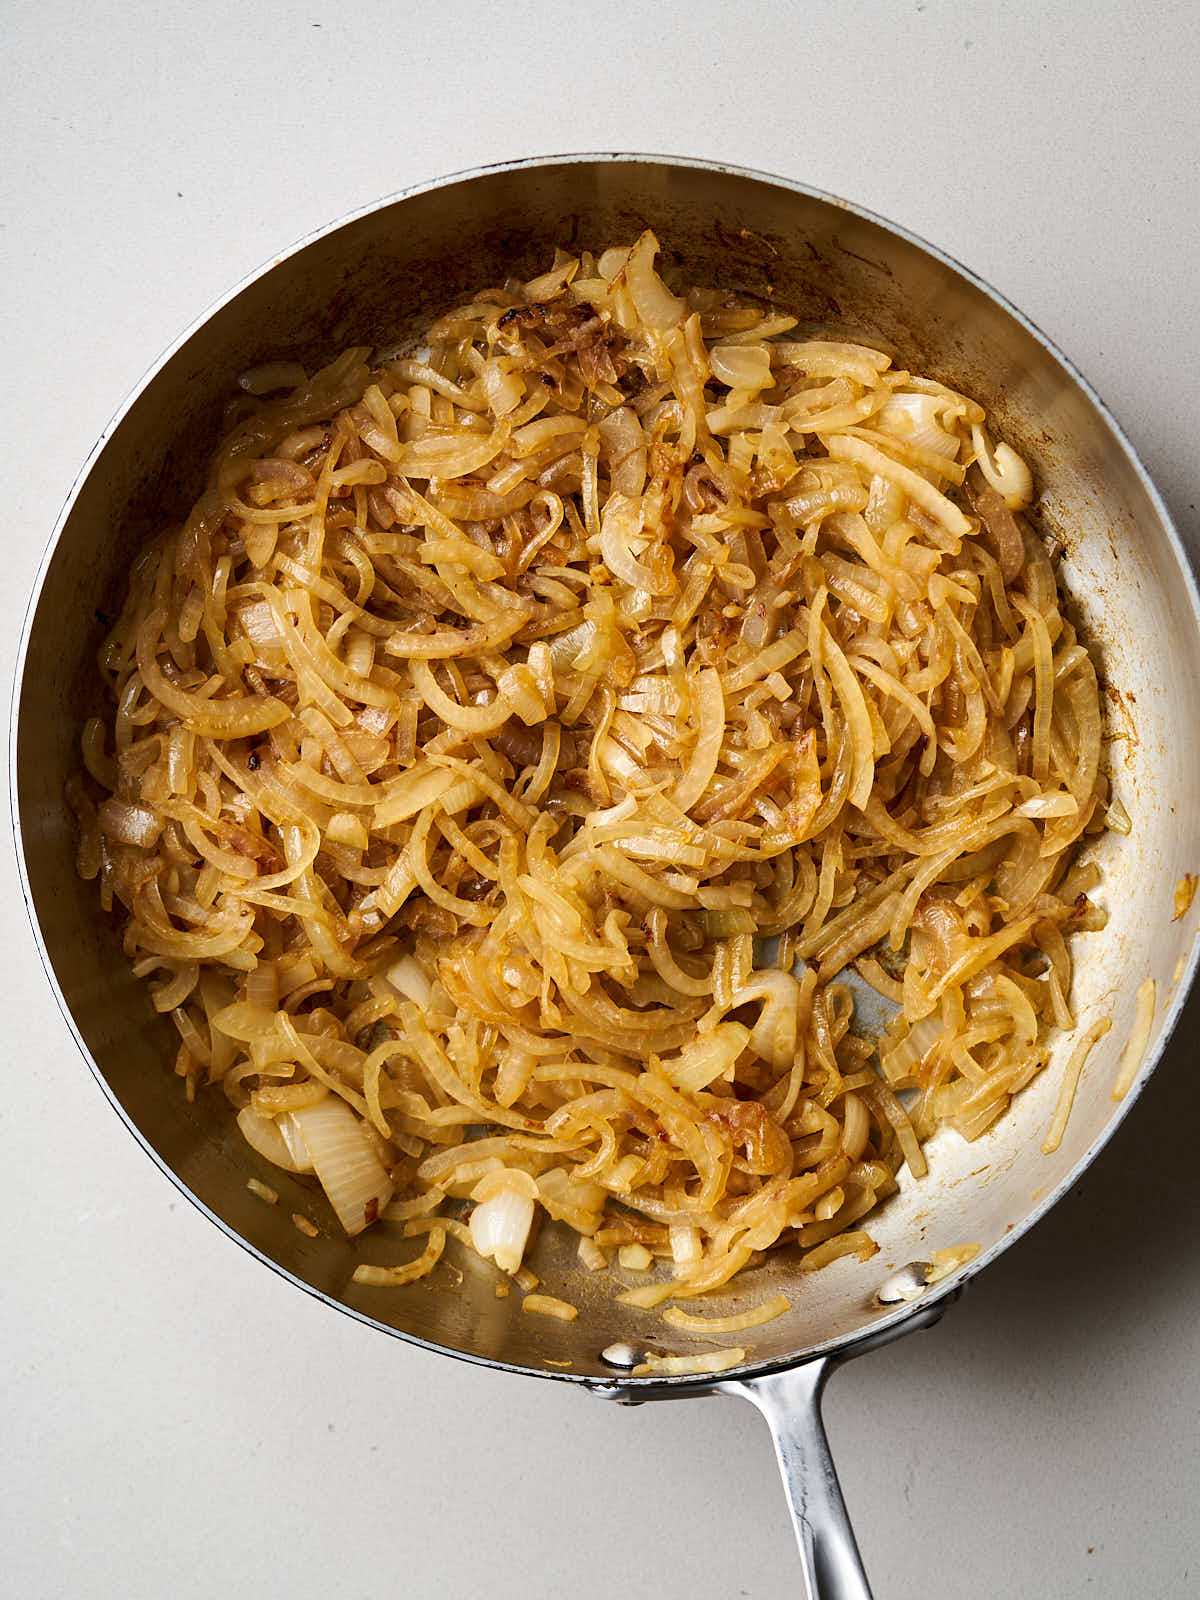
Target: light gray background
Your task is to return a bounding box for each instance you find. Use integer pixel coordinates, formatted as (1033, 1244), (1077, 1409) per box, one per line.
(3, 3), (1198, 1597)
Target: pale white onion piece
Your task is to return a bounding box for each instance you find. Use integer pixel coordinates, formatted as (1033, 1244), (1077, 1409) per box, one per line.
(278, 1117), (316, 1173)
(1041, 1017), (1112, 1153)
(1104, 796), (1132, 834)
(618, 1243), (653, 1271)
(482, 361), (524, 416)
(469, 1177), (537, 1273)
(290, 1099), (393, 1235)
(658, 1021), (750, 1093)
(971, 422), (1034, 507)
(827, 434), (970, 536)
(670, 1225), (702, 1267)
(384, 953), (432, 1007)
(325, 809), (369, 849)
(372, 765), (462, 828)
(598, 405), (648, 497)
(662, 1295), (790, 1334)
(1112, 979), (1156, 1101)
(597, 245), (631, 279)
(537, 1167), (606, 1232)
(733, 970), (802, 1071)
(242, 963), (279, 1011)
(523, 254), (579, 299)
(924, 1243), (980, 1284)
(473, 1167), (539, 1204)
(236, 1106), (310, 1173)
(395, 427), (508, 480)
(625, 230), (684, 329)
(578, 1237), (608, 1271)
(877, 392), (961, 461)
(710, 342), (773, 392)
(97, 799), (163, 849)
(879, 1014), (944, 1085)
(238, 600), (284, 648)
(841, 1093), (870, 1162)
(672, 667), (725, 811)
(598, 492), (673, 595)
(1016, 791), (1079, 819)
(631, 1348), (747, 1377)
(522, 1293), (578, 1322)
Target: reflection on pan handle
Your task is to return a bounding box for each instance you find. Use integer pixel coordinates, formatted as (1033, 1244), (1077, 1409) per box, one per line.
(719, 1296), (957, 1600)
(723, 1359), (870, 1600)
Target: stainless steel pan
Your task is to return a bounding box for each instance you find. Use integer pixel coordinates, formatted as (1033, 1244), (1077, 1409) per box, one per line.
(13, 155), (1200, 1600)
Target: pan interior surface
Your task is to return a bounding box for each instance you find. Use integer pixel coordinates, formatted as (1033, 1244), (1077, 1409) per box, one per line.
(16, 156), (1200, 1382)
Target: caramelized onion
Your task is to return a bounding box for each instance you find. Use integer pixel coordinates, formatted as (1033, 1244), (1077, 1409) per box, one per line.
(73, 234), (1112, 1304)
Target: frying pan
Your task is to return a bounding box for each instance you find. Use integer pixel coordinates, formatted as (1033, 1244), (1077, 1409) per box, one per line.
(12, 155), (1200, 1600)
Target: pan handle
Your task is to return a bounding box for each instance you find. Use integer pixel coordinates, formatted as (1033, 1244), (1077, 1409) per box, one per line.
(722, 1359), (870, 1600)
(718, 1295), (956, 1598)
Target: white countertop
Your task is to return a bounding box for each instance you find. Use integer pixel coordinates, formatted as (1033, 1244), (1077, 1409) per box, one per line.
(4, 3), (1199, 1596)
